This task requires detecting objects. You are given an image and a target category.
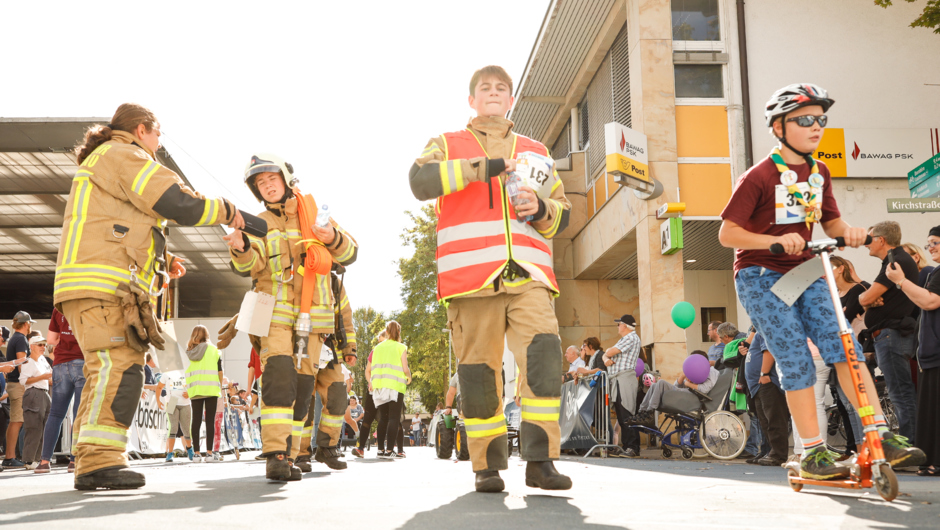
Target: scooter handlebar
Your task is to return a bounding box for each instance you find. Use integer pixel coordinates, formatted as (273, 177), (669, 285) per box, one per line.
(769, 235), (872, 255)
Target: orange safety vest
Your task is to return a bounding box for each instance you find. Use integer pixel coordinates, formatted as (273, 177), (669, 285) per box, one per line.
(435, 129), (559, 301)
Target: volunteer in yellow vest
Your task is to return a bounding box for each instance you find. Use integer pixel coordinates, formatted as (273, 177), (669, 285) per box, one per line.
(409, 66), (572, 492)
(370, 321), (411, 457)
(183, 326), (223, 463)
(225, 153), (358, 481)
(56, 103), (244, 491)
(295, 279), (357, 472)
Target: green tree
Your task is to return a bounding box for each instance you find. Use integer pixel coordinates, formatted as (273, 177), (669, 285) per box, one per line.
(396, 204), (452, 413)
(876, 0), (940, 33)
(351, 306), (386, 398)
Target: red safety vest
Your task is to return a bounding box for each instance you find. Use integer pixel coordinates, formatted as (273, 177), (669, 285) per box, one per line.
(435, 129), (559, 301)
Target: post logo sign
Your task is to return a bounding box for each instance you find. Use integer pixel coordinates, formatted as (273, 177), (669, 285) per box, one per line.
(813, 128), (938, 178)
(605, 122), (649, 183)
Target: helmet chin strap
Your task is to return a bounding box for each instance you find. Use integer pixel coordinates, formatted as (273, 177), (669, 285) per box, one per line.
(776, 114), (814, 159)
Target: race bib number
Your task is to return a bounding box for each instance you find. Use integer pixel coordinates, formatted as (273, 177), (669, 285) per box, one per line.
(775, 183), (820, 225)
(513, 151), (558, 199)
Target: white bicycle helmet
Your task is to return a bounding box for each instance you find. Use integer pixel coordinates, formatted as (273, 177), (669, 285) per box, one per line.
(764, 83), (835, 127)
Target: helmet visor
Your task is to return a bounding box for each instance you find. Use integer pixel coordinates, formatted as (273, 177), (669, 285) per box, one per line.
(246, 164), (283, 179)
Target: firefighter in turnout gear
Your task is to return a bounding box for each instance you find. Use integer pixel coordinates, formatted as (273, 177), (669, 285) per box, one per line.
(55, 103), (245, 490)
(225, 153), (358, 481)
(409, 66), (573, 493)
(295, 276), (357, 472)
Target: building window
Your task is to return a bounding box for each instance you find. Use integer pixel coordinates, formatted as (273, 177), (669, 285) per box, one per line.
(672, 0), (720, 41)
(674, 64), (723, 98)
(700, 307), (726, 342)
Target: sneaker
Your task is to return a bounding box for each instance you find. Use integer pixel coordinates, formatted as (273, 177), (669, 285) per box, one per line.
(25, 462), (39, 470)
(2, 458), (26, 468)
(207, 452), (222, 463)
(254, 454), (266, 461)
(351, 448), (364, 458)
(33, 462), (51, 474)
(880, 432), (927, 468)
(394, 451), (406, 458)
(746, 452), (766, 465)
(800, 446), (850, 480)
(187, 448), (195, 462)
(612, 447), (638, 458)
(165, 453), (174, 463)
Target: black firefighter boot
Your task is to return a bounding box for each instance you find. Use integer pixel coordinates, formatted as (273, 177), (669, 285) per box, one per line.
(314, 446), (348, 470)
(294, 454), (313, 473)
(474, 470), (505, 493)
(266, 453), (293, 481)
(74, 467), (146, 491)
(525, 461), (572, 490)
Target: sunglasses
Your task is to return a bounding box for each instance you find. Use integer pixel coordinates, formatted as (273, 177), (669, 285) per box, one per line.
(786, 115), (828, 127)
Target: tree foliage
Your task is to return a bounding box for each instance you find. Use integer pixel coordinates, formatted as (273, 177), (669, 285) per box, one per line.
(876, 0), (940, 33)
(351, 306), (386, 398)
(396, 204), (452, 413)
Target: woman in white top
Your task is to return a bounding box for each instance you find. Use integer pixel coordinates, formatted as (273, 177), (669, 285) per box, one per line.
(20, 335), (53, 467)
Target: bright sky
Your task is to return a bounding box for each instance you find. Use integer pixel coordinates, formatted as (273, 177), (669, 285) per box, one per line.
(0, 0), (548, 314)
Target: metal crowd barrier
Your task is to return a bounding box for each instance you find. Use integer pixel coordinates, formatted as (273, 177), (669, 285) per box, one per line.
(584, 371), (620, 458)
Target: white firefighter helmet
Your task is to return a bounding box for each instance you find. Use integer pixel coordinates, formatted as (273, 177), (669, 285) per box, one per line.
(244, 153), (297, 202)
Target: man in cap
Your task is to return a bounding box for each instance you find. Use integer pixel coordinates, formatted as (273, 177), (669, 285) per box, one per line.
(3, 311), (35, 467)
(603, 314), (642, 457)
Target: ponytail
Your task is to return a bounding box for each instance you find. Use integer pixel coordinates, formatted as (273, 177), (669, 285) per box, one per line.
(74, 103), (159, 164)
(385, 320), (401, 342)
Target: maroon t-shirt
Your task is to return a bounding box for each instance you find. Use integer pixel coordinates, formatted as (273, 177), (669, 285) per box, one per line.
(49, 308), (83, 365)
(720, 156), (841, 275)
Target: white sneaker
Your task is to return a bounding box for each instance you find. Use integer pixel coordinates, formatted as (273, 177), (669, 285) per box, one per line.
(24, 462), (39, 470)
(207, 452), (223, 463)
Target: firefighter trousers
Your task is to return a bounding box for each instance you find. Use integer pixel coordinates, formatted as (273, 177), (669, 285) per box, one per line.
(60, 299), (145, 478)
(446, 287), (563, 473)
(298, 361), (346, 458)
(257, 325), (321, 460)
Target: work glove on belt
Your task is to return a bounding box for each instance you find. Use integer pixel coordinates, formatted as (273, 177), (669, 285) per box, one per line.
(117, 282), (149, 353)
(217, 314), (239, 349)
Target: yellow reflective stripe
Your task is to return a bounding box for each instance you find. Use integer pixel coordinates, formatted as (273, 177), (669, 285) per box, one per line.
(522, 398), (560, 421)
(291, 420), (304, 435)
(232, 253), (256, 272)
(536, 199), (564, 238)
(196, 199), (219, 226)
(464, 414), (506, 426)
(302, 425), (314, 438)
(421, 143), (441, 157)
(521, 398), (560, 408)
(142, 230), (157, 279)
(441, 159), (453, 195)
(63, 176), (93, 265)
(78, 423), (128, 448)
(857, 406), (875, 418)
(132, 160), (161, 195)
(261, 407), (294, 425)
(320, 413), (343, 427)
(89, 350), (112, 426)
(335, 238), (356, 263)
(464, 415), (508, 438)
(287, 229), (302, 239)
(453, 160), (464, 191)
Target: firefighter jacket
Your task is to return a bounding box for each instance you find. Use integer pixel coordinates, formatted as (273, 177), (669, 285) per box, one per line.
(54, 131), (237, 306)
(409, 116), (571, 301)
(334, 281), (357, 356)
(228, 195), (358, 335)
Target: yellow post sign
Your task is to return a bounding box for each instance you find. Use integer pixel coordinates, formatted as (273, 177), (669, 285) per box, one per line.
(605, 122), (649, 184)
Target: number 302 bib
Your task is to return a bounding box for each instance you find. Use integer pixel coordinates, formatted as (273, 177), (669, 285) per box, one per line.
(774, 182), (822, 225)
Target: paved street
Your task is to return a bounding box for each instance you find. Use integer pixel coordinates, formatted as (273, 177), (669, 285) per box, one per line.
(0, 448), (936, 529)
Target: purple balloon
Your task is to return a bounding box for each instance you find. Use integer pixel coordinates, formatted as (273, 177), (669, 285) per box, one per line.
(635, 358), (645, 378)
(683, 354), (710, 384)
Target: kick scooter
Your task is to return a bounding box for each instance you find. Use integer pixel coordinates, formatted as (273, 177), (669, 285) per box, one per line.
(770, 235), (898, 502)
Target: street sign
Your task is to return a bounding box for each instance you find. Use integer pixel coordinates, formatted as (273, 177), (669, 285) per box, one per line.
(908, 152), (940, 190)
(910, 176), (940, 199)
(656, 202), (686, 219)
(605, 122), (649, 190)
(886, 198), (940, 213)
(660, 217), (683, 255)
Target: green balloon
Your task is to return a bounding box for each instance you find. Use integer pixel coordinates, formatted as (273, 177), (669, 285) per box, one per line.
(671, 301), (696, 329)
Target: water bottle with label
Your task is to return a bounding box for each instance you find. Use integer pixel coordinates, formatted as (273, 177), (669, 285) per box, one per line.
(316, 204), (331, 227)
(505, 173), (533, 223)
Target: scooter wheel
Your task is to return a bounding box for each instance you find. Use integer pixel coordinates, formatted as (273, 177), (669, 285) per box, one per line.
(662, 447), (672, 458)
(787, 468), (803, 492)
(874, 464), (898, 502)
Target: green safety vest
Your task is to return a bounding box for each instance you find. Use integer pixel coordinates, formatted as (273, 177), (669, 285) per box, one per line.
(185, 344), (221, 399)
(371, 339), (407, 394)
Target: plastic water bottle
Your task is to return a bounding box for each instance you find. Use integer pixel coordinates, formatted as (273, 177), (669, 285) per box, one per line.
(506, 173), (533, 223)
(316, 204), (331, 227)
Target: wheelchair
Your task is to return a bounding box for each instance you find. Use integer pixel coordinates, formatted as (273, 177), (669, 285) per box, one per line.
(631, 368), (747, 460)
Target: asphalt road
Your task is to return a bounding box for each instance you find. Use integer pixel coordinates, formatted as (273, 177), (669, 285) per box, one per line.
(0, 448), (936, 529)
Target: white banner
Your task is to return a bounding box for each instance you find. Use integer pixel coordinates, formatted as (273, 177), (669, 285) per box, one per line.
(128, 390), (169, 454)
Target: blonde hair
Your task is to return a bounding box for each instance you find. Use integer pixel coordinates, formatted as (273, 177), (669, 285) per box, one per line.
(469, 65), (513, 96)
(385, 321), (401, 342)
(901, 242), (928, 270)
(187, 325), (209, 351)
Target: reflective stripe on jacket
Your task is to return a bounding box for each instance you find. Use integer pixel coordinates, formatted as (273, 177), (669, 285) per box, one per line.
(435, 130), (559, 301)
(185, 344), (222, 399)
(371, 339), (407, 394)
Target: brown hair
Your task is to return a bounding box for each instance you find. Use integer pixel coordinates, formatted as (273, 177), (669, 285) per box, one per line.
(583, 337), (601, 353)
(187, 325), (210, 351)
(385, 321), (401, 342)
(901, 242), (928, 270)
(829, 256), (857, 284)
(690, 350), (708, 358)
(469, 65), (513, 96)
(74, 103), (159, 164)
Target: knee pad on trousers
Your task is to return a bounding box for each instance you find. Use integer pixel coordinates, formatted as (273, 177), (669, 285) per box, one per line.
(526, 334), (562, 398)
(293, 374), (316, 421)
(112, 363), (144, 426)
(316, 429), (333, 447)
(520, 421), (550, 460)
(261, 356), (297, 407)
(457, 364), (499, 419)
(485, 434), (509, 470)
(326, 382), (347, 415)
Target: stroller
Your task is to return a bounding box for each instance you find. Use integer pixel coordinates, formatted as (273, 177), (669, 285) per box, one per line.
(631, 368), (747, 460)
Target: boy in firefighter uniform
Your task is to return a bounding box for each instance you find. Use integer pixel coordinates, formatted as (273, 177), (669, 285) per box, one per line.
(295, 278), (357, 471)
(408, 66), (573, 493)
(55, 104), (244, 490)
(225, 154), (357, 481)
